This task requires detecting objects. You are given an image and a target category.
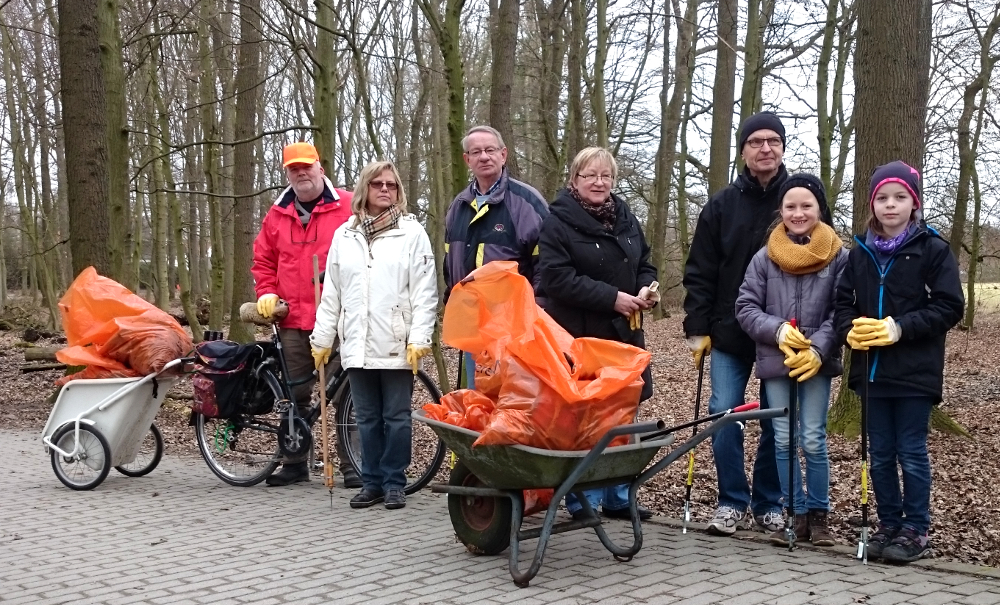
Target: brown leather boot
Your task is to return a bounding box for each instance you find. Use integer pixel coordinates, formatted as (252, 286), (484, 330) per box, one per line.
(768, 514), (809, 546)
(809, 509), (836, 546)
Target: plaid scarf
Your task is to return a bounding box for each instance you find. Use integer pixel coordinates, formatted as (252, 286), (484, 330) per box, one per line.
(570, 186), (617, 231)
(358, 205), (402, 243)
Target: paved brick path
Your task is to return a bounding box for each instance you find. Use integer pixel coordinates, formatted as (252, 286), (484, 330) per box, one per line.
(4, 429), (1000, 604)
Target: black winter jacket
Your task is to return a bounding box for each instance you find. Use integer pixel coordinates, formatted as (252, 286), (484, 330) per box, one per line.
(682, 165), (789, 363)
(833, 224), (964, 402)
(538, 189), (657, 399)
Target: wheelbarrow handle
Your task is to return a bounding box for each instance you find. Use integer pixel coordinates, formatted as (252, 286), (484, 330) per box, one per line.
(640, 402), (765, 442)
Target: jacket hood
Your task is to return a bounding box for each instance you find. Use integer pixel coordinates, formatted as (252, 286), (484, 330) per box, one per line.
(550, 188), (628, 236)
(455, 167), (510, 205)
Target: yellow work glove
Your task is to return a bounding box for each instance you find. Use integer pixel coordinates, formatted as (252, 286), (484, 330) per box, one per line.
(776, 322), (811, 359)
(786, 348), (822, 382)
(629, 310), (642, 331)
(846, 330), (869, 351)
(311, 346), (331, 370)
(406, 344), (432, 375)
(256, 293), (279, 318)
(637, 283), (661, 304)
(849, 316), (901, 348)
(686, 335), (711, 369)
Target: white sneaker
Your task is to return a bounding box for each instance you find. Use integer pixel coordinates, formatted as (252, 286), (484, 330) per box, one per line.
(754, 510), (785, 533)
(706, 505), (750, 536)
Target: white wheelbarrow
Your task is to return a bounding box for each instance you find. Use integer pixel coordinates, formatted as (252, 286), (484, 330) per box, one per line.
(41, 358), (186, 490)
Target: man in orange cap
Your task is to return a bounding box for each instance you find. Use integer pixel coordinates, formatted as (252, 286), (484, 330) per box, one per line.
(251, 142), (359, 487)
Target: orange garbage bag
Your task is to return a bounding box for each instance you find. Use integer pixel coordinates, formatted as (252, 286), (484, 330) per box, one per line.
(422, 389), (496, 432)
(442, 261), (649, 451)
(55, 267), (193, 383)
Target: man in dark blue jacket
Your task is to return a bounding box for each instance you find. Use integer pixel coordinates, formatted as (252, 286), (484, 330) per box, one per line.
(444, 125), (549, 386)
(682, 112), (787, 536)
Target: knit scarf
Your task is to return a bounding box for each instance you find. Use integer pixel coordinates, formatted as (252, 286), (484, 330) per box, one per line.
(767, 221), (842, 275)
(570, 186), (616, 231)
(358, 205), (402, 243)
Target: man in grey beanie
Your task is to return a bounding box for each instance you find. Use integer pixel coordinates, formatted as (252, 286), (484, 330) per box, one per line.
(681, 111), (787, 536)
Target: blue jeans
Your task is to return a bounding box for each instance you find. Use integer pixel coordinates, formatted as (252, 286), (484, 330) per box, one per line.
(347, 368), (414, 492)
(565, 485), (629, 514)
(764, 376), (832, 514)
(461, 351), (476, 389)
(867, 395), (933, 534)
(708, 348), (782, 515)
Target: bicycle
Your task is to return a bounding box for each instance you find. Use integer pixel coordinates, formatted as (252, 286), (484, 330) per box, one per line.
(192, 300), (446, 492)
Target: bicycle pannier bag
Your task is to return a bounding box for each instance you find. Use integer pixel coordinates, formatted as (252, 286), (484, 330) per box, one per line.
(191, 340), (258, 418)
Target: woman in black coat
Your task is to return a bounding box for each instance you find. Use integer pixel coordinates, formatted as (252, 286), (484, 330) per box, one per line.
(538, 146), (658, 521)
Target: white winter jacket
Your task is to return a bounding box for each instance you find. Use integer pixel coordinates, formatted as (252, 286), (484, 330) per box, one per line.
(310, 213), (438, 370)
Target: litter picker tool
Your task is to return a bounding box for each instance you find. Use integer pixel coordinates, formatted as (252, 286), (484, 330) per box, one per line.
(858, 349), (870, 564)
(784, 318), (799, 551)
(681, 354), (705, 534)
(313, 255), (334, 509)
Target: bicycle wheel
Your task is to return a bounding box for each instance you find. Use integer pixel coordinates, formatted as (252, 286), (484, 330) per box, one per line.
(50, 423), (112, 491)
(195, 410), (281, 487)
(337, 369), (447, 495)
(115, 424), (164, 477)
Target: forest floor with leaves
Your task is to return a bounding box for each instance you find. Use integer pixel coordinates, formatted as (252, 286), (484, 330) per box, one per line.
(2, 298), (999, 568)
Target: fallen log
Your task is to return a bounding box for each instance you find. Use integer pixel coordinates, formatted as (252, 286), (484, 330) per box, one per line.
(24, 346), (62, 362)
(20, 363), (68, 373)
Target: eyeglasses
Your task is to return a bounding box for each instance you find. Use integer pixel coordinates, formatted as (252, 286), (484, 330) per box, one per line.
(369, 180), (399, 191)
(465, 147), (501, 158)
(746, 137), (783, 149)
(577, 173), (614, 184)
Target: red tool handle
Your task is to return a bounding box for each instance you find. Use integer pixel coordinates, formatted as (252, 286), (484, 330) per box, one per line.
(790, 318), (797, 328)
(733, 401), (760, 413)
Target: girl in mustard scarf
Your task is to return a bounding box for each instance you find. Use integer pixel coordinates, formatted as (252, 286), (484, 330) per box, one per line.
(735, 174), (848, 548)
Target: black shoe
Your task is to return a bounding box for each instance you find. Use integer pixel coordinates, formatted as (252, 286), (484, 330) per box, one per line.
(350, 488), (384, 509)
(602, 505), (653, 521)
(866, 524), (900, 560)
(570, 508), (597, 522)
(342, 468), (362, 489)
(882, 526), (931, 563)
(384, 488), (406, 510)
(265, 462), (310, 486)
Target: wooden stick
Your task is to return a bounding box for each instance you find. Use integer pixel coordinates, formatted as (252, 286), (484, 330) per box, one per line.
(314, 254), (335, 496)
(19, 363), (68, 373)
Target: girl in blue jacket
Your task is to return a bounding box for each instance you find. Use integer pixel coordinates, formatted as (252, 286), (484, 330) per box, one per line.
(736, 174), (847, 547)
(834, 161), (964, 563)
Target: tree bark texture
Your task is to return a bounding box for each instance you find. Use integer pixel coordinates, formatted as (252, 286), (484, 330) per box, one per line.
(707, 0), (738, 195)
(489, 0), (520, 178)
(58, 0), (112, 277)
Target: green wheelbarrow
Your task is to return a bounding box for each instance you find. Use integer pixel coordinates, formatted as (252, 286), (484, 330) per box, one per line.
(415, 402), (785, 587)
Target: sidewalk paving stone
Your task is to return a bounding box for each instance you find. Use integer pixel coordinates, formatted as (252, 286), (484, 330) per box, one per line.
(4, 428), (1000, 604)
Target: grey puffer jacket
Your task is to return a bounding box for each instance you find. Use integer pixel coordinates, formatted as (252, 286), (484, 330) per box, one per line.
(735, 246), (849, 380)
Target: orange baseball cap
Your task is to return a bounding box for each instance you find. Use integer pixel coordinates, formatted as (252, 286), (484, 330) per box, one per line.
(282, 142), (320, 168)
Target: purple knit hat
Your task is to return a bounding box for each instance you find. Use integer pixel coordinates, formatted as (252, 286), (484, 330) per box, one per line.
(869, 161), (921, 210)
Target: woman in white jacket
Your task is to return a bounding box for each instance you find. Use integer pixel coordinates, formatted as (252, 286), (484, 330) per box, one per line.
(310, 161), (438, 510)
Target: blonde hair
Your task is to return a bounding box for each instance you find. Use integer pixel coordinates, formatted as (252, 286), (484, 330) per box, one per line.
(568, 147), (619, 187)
(351, 161), (408, 216)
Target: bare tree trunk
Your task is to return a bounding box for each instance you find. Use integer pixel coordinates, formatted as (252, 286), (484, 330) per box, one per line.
(965, 166), (982, 328)
(228, 0), (262, 343)
(707, 0), (738, 195)
(417, 0), (469, 197)
(592, 0), (608, 147)
(565, 0), (585, 168)
(97, 0), (128, 284)
(314, 0), (338, 175)
(534, 0), (568, 198)
(488, 0), (520, 177)
(58, 0), (112, 277)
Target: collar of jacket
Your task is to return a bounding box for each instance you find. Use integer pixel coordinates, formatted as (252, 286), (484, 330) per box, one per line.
(550, 188), (627, 236)
(344, 212), (415, 236)
(734, 163), (788, 198)
(457, 167), (509, 206)
(272, 175), (343, 216)
(853, 220), (932, 256)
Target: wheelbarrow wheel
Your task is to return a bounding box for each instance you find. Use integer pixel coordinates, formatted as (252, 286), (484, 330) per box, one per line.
(448, 462), (512, 556)
(50, 423), (112, 490)
(115, 424), (164, 477)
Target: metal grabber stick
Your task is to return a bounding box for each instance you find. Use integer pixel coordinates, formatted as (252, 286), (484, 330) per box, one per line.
(784, 319), (799, 551)
(682, 355), (705, 534)
(858, 349), (870, 564)
(313, 255), (335, 509)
